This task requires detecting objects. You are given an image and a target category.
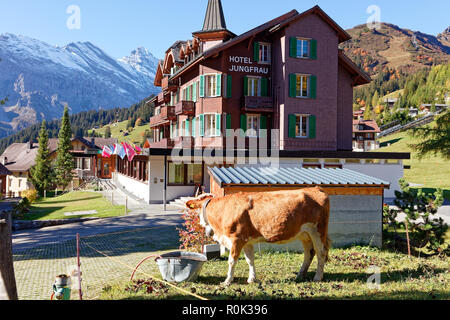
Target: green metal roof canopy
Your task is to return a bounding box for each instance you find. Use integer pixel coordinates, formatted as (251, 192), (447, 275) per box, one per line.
(208, 166), (390, 188)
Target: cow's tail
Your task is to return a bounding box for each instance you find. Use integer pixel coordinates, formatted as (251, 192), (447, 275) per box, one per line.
(324, 236), (332, 262)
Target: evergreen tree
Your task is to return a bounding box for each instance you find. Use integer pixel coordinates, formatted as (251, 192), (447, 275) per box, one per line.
(54, 106), (74, 191)
(30, 121), (53, 195)
(364, 104), (373, 120)
(104, 126), (111, 138)
(409, 110), (450, 160)
(371, 91), (379, 109)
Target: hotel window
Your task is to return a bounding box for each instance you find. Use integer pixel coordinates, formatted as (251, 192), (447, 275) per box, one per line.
(288, 114), (316, 139)
(254, 42), (271, 64)
(296, 75), (309, 98)
(289, 74), (316, 99)
(290, 38), (317, 59)
(246, 114), (260, 137)
(247, 77), (260, 97)
(200, 74), (221, 98)
(205, 75), (217, 97)
(168, 162), (203, 185)
(295, 115), (309, 138)
(204, 114), (220, 137)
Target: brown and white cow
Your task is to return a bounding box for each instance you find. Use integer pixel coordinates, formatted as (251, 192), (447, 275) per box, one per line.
(185, 187), (331, 286)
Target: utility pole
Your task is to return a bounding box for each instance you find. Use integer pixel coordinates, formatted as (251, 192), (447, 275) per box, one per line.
(0, 211), (18, 300)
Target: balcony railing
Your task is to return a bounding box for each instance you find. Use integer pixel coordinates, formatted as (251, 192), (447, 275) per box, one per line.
(150, 106), (176, 127)
(175, 101), (195, 116)
(242, 96), (274, 112)
(161, 76), (177, 92)
(149, 138), (175, 149)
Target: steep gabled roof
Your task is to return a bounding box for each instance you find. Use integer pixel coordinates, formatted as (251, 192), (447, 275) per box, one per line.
(0, 143), (39, 172)
(0, 163), (11, 176)
(338, 49), (372, 86)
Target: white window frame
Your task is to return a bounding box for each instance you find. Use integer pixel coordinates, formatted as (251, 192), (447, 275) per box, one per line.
(205, 74), (217, 98)
(296, 38), (310, 58)
(246, 114), (260, 138)
(295, 74), (310, 98)
(295, 114), (309, 138)
(259, 42), (271, 64)
(247, 76), (261, 97)
(204, 113), (220, 137)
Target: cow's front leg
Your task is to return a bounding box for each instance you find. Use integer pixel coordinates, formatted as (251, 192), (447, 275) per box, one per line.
(243, 244), (257, 284)
(222, 240), (244, 286)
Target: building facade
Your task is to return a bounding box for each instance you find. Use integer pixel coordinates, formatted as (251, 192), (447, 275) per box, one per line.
(107, 2), (410, 203)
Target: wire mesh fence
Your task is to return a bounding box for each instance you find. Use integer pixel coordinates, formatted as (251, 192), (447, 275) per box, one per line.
(13, 225), (183, 300)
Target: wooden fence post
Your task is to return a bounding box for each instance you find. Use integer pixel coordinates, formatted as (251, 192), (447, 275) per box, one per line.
(0, 211), (18, 300)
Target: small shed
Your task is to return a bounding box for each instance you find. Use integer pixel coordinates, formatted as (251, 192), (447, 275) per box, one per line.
(208, 166), (390, 248)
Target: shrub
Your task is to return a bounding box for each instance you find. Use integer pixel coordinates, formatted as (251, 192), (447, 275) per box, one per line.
(391, 179), (448, 255)
(177, 208), (214, 253)
(22, 189), (38, 203)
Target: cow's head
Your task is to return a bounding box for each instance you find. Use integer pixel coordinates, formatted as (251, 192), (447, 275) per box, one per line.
(185, 194), (215, 237)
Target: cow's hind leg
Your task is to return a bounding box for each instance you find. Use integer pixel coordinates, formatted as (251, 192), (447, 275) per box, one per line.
(296, 236), (315, 281)
(303, 224), (327, 282)
(223, 240), (245, 286)
(243, 244), (257, 284)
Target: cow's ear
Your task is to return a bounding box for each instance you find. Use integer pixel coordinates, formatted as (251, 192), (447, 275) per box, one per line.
(185, 200), (197, 209)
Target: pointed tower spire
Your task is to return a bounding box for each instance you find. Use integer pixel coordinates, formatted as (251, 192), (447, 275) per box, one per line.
(202, 0), (227, 32)
(193, 0), (235, 47)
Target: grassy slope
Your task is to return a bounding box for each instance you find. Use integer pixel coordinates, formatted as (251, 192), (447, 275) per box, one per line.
(99, 247), (449, 300)
(25, 191), (126, 220)
(90, 121), (148, 146)
(375, 122), (450, 198)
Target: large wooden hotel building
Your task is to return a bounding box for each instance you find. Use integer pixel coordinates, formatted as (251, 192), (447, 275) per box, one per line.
(114, 1), (409, 204)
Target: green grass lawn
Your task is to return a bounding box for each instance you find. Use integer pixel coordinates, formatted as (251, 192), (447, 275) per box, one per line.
(89, 121), (148, 146)
(99, 246), (449, 300)
(375, 123), (450, 199)
(24, 191), (127, 220)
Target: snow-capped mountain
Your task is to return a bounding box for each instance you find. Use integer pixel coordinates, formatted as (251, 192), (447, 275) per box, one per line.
(0, 33), (160, 137)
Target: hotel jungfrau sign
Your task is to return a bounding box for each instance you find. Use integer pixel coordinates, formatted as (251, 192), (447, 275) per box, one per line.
(228, 56), (269, 75)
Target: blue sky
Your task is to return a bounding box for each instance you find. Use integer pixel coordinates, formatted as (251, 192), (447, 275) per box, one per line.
(0, 0), (449, 60)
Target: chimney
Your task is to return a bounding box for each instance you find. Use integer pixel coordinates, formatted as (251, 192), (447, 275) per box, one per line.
(27, 141), (33, 149)
(1, 157), (7, 165)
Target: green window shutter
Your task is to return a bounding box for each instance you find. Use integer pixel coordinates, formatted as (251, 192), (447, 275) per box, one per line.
(193, 82), (197, 102)
(192, 118), (196, 137)
(170, 123), (173, 139)
(288, 114), (296, 138)
(216, 74), (222, 97)
(260, 115), (267, 138)
(253, 42), (260, 62)
(226, 75), (232, 98)
(289, 74), (297, 98)
(243, 76), (248, 96)
(290, 37), (297, 58)
(216, 114), (221, 136)
(185, 119), (190, 136)
(199, 75), (205, 97)
(199, 114), (205, 137)
(309, 115), (316, 139)
(240, 114), (247, 137)
(226, 114), (231, 137)
(170, 93), (174, 106)
(261, 78), (268, 97)
(310, 39), (317, 60)
(309, 75), (317, 99)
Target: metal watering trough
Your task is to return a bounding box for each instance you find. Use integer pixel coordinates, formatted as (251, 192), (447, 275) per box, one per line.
(131, 251), (207, 283)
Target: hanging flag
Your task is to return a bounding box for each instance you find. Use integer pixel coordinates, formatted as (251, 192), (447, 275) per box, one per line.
(132, 143), (142, 154)
(114, 143), (126, 159)
(123, 142), (137, 162)
(102, 145), (113, 158)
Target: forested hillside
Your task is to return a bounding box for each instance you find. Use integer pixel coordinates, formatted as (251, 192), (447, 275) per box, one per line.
(354, 63), (450, 125)
(0, 95), (154, 154)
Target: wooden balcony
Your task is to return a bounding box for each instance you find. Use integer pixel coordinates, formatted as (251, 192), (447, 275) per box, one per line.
(161, 76), (177, 92)
(173, 136), (194, 149)
(149, 138), (175, 149)
(242, 96), (274, 112)
(175, 101), (196, 116)
(150, 106), (176, 127)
